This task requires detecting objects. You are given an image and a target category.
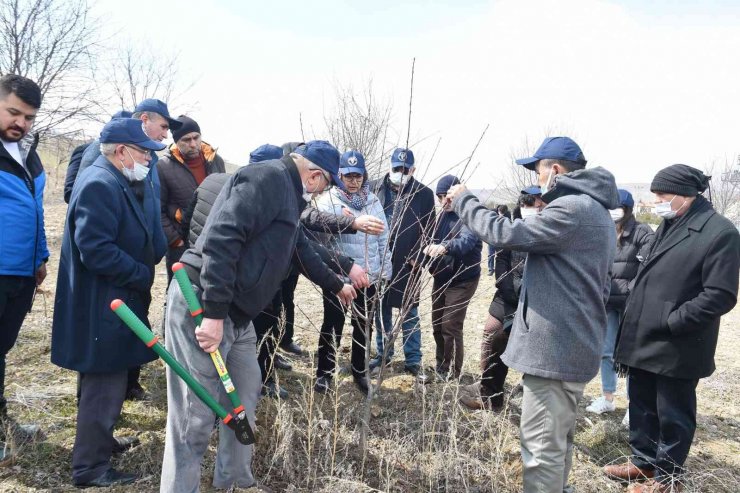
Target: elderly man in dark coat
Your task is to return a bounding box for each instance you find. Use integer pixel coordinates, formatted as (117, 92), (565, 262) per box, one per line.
(51, 118), (167, 488)
(605, 165), (740, 493)
(369, 148), (435, 376)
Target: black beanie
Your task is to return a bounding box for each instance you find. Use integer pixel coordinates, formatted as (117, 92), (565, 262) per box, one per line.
(650, 164), (710, 197)
(172, 115), (201, 142)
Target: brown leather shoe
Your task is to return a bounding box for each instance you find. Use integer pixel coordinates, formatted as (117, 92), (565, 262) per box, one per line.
(603, 462), (655, 482)
(627, 479), (683, 493)
(460, 394), (486, 410)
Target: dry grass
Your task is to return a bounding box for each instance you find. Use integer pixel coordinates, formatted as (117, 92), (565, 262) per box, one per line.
(1, 167), (738, 492)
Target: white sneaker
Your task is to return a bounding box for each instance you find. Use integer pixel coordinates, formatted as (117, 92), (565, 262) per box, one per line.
(585, 396), (616, 414)
(622, 409), (630, 428)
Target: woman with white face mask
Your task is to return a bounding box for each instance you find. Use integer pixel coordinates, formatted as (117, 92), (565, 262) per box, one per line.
(586, 189), (653, 422)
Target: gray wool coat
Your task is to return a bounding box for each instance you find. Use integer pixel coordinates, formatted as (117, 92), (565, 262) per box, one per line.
(453, 167), (620, 382)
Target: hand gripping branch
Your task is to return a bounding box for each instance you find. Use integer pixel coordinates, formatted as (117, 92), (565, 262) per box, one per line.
(110, 298), (255, 446)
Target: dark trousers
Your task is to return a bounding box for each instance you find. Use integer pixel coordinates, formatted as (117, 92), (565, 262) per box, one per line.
(480, 314), (510, 407)
(279, 273), (299, 347)
(165, 244), (187, 285)
(431, 277), (479, 377)
(628, 366), (699, 480)
(0, 275), (36, 411)
(487, 245), (496, 274)
(72, 371), (127, 484)
(318, 285), (376, 379)
(253, 290), (283, 384)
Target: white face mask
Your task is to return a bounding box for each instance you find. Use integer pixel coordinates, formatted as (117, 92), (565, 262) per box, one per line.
(540, 167), (556, 195)
(302, 184), (313, 203)
(520, 207), (539, 219)
(389, 170), (410, 186)
(609, 208), (625, 222)
(653, 195), (686, 220)
(121, 148), (150, 182)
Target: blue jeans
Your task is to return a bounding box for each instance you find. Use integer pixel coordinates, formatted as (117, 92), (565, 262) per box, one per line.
(374, 301), (422, 367)
(487, 244), (495, 274)
(601, 309), (622, 394)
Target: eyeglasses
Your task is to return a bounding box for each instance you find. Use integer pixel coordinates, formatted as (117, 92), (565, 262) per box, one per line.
(124, 145), (149, 155)
(309, 166), (332, 192)
(392, 166), (412, 175)
(342, 174), (364, 183)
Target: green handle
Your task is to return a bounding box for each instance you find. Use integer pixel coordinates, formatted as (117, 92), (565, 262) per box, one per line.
(172, 263), (204, 326)
(170, 263), (244, 416)
(110, 299), (229, 421)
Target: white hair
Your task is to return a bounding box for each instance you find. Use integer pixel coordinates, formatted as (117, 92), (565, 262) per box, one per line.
(100, 143), (119, 157)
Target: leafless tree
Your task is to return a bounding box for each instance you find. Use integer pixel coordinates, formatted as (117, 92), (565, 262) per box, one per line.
(0, 0), (101, 136)
(497, 137), (539, 204)
(705, 156), (740, 218)
(100, 43), (193, 114)
(323, 79), (393, 179)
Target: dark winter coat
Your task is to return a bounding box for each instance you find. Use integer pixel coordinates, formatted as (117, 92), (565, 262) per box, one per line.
(179, 157), (350, 325)
(489, 248), (528, 320)
(370, 175), (436, 307)
(607, 216), (654, 310)
(51, 155), (166, 373)
(427, 210), (481, 286)
(156, 143), (225, 246)
(63, 141), (92, 204)
(614, 196), (740, 379)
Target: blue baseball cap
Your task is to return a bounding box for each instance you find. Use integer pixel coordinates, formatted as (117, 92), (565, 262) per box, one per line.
(339, 150), (366, 175)
(617, 189), (634, 208)
(520, 185), (542, 196)
(134, 98), (183, 130)
(294, 140), (344, 190)
(515, 137), (587, 171)
(391, 148), (414, 168)
(111, 110), (133, 120)
(100, 118), (166, 151)
(249, 144), (283, 164)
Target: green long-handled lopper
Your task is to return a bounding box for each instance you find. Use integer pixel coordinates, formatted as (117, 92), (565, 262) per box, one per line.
(110, 299), (255, 445)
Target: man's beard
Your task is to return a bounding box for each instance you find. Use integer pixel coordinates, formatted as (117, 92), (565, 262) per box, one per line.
(0, 126), (25, 142)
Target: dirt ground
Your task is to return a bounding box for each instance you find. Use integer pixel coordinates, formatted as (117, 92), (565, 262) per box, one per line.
(1, 169), (738, 492)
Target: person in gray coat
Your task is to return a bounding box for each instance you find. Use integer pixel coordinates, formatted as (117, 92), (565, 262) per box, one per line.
(446, 136), (619, 493)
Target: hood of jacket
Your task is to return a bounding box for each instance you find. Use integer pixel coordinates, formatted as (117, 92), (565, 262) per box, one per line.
(543, 166), (620, 210)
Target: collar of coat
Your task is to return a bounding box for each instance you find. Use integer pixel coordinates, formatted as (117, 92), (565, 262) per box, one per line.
(642, 195), (714, 267)
(281, 155), (305, 209)
(167, 142), (218, 164)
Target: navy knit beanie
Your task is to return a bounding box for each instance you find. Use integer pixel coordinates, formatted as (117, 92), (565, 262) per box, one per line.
(436, 175), (461, 195)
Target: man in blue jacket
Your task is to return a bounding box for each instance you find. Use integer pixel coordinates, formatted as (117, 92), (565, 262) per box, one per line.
(0, 75), (49, 418)
(51, 118), (167, 488)
(424, 175), (482, 379)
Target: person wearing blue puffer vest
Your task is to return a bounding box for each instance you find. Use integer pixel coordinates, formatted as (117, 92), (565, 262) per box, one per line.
(0, 75), (49, 418)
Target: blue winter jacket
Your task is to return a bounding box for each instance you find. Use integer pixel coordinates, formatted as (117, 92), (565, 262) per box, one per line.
(0, 135), (49, 276)
(433, 210), (482, 284)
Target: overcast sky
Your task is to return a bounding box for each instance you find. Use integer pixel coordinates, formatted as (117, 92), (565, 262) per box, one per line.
(96, 0), (740, 187)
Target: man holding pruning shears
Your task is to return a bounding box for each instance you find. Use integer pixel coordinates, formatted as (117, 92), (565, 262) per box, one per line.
(160, 140), (355, 492)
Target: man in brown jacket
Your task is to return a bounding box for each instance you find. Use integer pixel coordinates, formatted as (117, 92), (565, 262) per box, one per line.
(156, 116), (226, 280)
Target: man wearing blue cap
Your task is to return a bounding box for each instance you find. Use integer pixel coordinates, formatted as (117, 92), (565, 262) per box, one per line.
(369, 148), (435, 376)
(73, 100), (181, 400)
(63, 110), (132, 203)
(161, 140), (356, 492)
(51, 118), (168, 488)
(446, 136), (620, 493)
(76, 98), (182, 180)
